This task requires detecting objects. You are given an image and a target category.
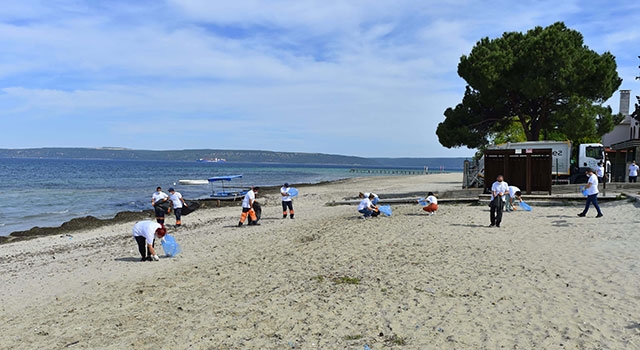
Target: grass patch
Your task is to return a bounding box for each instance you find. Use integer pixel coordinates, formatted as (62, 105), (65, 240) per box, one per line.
(299, 233), (320, 243)
(344, 334), (363, 341)
(332, 276), (360, 285)
(385, 334), (407, 346)
(311, 275), (324, 283)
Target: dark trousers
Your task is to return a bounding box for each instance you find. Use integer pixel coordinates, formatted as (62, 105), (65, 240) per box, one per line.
(581, 194), (602, 215)
(282, 201), (293, 217)
(154, 206), (165, 224)
(174, 208), (182, 223)
(490, 197), (503, 226)
(630, 176), (638, 183)
(134, 236), (154, 259)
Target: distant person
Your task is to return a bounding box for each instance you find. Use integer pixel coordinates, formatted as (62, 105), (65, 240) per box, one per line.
(281, 183), (295, 219)
(420, 192), (438, 215)
(132, 221), (166, 262)
(490, 175), (509, 227)
(605, 157), (612, 183)
(357, 193), (379, 218)
(238, 187), (260, 227)
(151, 186), (169, 224)
(578, 168), (603, 218)
(359, 192), (379, 205)
(596, 162), (605, 183)
(505, 185), (522, 212)
(168, 188), (187, 227)
(629, 160), (639, 183)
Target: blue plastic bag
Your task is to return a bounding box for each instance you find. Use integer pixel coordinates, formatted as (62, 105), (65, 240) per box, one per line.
(288, 188), (299, 197)
(161, 234), (181, 257)
(579, 186), (588, 197)
(418, 197), (428, 206)
(378, 205), (392, 216)
(519, 201), (532, 211)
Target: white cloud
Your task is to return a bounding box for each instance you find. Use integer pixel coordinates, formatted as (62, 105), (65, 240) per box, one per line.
(0, 0), (637, 157)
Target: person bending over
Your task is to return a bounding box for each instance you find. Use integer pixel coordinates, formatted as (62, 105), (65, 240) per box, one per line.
(422, 192), (438, 215)
(505, 186), (522, 212)
(132, 221), (166, 262)
(238, 187), (260, 227)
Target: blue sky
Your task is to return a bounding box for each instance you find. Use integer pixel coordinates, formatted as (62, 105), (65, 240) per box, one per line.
(1, 1), (638, 157)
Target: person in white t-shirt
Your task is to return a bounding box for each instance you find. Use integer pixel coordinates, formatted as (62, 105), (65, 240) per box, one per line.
(490, 175), (509, 227)
(357, 193), (378, 218)
(238, 187), (259, 227)
(168, 188), (187, 227)
(578, 168), (603, 218)
(421, 192), (438, 215)
(151, 187), (169, 224)
(629, 160), (639, 183)
(281, 183), (294, 219)
(505, 186), (522, 212)
(596, 162), (605, 183)
(132, 221), (166, 262)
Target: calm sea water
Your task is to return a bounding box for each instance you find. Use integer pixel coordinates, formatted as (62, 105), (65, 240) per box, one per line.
(0, 158), (455, 236)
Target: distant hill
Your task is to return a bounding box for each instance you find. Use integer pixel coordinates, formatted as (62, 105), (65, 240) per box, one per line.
(0, 148), (468, 169)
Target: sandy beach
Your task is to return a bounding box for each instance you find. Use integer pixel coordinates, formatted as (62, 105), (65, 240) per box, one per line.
(2, 173), (640, 349)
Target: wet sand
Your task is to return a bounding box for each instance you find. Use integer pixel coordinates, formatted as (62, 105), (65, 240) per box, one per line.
(1, 173), (639, 348)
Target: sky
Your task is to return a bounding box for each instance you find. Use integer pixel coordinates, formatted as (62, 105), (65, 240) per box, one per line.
(1, 1), (639, 158)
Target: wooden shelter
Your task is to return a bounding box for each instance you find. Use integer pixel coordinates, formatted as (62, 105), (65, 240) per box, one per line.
(484, 148), (553, 195)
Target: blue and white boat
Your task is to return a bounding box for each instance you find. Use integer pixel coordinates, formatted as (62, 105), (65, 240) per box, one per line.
(207, 175), (249, 201)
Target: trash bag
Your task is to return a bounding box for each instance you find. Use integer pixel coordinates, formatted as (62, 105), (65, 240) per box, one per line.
(288, 188), (299, 197)
(519, 201), (532, 211)
(181, 201), (200, 216)
(378, 205), (392, 216)
(161, 234), (181, 257)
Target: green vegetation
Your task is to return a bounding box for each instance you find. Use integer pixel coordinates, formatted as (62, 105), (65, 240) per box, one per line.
(437, 22), (622, 149)
(385, 334), (407, 346)
(343, 334), (363, 341)
(332, 276), (360, 285)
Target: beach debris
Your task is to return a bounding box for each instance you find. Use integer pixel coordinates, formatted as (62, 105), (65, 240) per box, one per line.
(64, 340), (80, 347)
(364, 345), (371, 350)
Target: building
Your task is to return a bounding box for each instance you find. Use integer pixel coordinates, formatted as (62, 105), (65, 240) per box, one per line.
(602, 90), (639, 181)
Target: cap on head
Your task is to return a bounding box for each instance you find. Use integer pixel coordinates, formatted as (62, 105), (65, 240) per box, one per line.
(284, 183), (289, 187)
(168, 188), (175, 192)
(253, 186), (260, 192)
(428, 192), (434, 196)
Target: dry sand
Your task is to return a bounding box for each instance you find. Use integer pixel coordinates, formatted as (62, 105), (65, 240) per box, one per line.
(1, 173), (640, 349)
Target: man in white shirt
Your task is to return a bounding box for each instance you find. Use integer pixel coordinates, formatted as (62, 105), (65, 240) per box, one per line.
(168, 188), (187, 227)
(490, 175), (509, 227)
(505, 185), (522, 212)
(238, 187), (260, 227)
(281, 183), (294, 219)
(132, 221), (166, 262)
(578, 168), (603, 218)
(421, 192), (438, 215)
(151, 187), (169, 224)
(629, 160), (639, 183)
(357, 193), (377, 218)
(596, 162), (605, 183)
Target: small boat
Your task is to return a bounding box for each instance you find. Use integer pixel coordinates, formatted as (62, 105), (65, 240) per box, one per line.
(208, 175), (249, 201)
(178, 179), (209, 185)
(197, 158), (226, 163)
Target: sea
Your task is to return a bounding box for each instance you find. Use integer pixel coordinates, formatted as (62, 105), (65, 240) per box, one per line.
(0, 158), (461, 236)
